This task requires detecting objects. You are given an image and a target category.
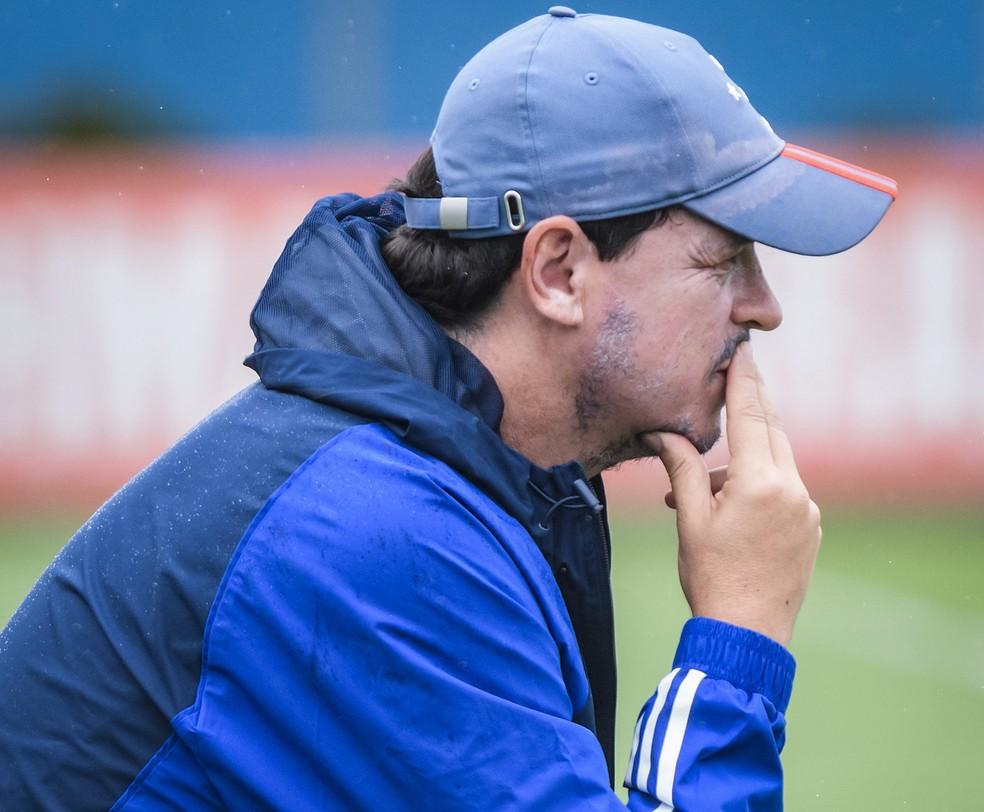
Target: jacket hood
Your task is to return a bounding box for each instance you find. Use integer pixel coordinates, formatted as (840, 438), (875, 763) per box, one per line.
(248, 192), (503, 428)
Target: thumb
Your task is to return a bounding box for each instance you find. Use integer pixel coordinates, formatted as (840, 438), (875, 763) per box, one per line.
(650, 432), (711, 517)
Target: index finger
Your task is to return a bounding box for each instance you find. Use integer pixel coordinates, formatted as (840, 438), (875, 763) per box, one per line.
(755, 369), (799, 473)
(724, 342), (772, 467)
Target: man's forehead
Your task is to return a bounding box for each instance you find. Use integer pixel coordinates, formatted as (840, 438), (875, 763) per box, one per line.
(674, 209), (750, 255)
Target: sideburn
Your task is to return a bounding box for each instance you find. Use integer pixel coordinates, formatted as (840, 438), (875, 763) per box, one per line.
(574, 298), (639, 433)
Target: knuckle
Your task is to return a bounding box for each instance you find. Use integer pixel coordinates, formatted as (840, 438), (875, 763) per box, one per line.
(734, 471), (815, 515)
(808, 499), (822, 524)
(760, 475), (813, 512)
(790, 486), (812, 510)
(734, 470), (775, 499)
(782, 476), (810, 502)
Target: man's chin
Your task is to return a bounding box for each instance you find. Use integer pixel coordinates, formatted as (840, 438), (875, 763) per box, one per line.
(593, 419), (721, 473)
(650, 417), (721, 456)
(690, 427), (722, 455)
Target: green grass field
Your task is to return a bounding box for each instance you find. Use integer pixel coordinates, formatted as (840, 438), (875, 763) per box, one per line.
(3, 507), (982, 808)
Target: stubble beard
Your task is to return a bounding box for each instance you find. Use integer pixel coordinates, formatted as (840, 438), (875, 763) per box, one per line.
(574, 298), (723, 475)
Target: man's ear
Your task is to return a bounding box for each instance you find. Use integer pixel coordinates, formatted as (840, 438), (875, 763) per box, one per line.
(518, 216), (595, 327)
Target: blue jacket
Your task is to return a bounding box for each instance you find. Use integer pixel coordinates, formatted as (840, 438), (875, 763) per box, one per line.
(0, 193), (795, 810)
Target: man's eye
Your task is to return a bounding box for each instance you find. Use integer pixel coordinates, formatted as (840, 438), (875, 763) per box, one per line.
(709, 259), (737, 279)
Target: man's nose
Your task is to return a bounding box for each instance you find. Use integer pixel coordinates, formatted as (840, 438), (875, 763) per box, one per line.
(732, 268), (783, 332)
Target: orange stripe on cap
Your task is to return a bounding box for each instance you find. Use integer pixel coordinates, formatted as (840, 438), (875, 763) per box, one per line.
(783, 144), (898, 198)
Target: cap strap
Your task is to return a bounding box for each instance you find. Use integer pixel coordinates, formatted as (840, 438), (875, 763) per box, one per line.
(402, 195), (501, 231)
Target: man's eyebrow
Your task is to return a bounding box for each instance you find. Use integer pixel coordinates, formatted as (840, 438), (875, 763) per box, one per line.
(693, 234), (751, 260)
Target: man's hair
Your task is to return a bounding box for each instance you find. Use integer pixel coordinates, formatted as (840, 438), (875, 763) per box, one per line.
(381, 148), (668, 330)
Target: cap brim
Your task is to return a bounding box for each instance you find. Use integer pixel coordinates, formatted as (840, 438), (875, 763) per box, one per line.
(682, 144), (898, 256)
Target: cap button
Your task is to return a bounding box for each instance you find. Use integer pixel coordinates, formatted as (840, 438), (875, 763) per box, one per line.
(548, 6), (577, 18)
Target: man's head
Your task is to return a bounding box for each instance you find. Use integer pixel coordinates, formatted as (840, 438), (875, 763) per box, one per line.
(382, 8), (896, 473)
(385, 171), (780, 472)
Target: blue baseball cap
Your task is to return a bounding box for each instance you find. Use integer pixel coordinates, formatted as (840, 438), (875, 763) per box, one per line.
(403, 6), (897, 256)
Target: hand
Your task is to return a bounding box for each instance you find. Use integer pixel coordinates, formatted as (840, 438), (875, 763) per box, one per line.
(642, 343), (821, 647)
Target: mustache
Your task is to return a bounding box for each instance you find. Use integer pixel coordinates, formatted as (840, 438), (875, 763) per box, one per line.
(709, 330), (750, 378)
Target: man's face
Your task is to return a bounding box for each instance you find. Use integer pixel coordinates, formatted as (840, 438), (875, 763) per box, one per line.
(575, 208), (782, 469)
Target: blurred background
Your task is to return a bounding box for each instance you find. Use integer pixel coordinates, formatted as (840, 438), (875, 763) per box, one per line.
(2, 1), (982, 808)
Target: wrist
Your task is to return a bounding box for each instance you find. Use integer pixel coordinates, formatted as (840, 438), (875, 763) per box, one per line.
(673, 617), (797, 712)
(690, 610), (792, 647)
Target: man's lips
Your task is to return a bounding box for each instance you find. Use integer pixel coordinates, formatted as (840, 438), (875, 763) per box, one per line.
(709, 333), (748, 380)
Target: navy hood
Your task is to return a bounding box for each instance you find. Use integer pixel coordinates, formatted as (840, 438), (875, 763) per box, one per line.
(248, 193), (502, 426)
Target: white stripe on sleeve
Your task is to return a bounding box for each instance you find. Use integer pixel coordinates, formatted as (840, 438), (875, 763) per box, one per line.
(632, 668), (680, 791)
(655, 669), (707, 807)
(624, 706), (645, 787)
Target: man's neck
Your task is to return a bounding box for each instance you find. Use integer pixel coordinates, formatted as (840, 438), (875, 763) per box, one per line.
(452, 322), (603, 476)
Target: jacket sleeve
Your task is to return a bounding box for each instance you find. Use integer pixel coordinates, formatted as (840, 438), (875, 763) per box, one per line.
(144, 437), (794, 811)
(623, 618), (795, 811)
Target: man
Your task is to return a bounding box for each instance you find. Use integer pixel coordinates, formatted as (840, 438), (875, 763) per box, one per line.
(0, 9), (895, 811)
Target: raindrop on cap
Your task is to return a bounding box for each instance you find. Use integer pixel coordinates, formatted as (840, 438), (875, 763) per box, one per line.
(664, 40), (677, 51)
(468, 78), (480, 91)
(548, 6), (577, 18)
(584, 71), (599, 85)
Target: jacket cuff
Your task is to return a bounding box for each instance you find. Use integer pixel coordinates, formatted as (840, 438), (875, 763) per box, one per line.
(672, 617), (796, 713)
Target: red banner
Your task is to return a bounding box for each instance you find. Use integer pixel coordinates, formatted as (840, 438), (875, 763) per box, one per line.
(2, 140), (982, 509)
